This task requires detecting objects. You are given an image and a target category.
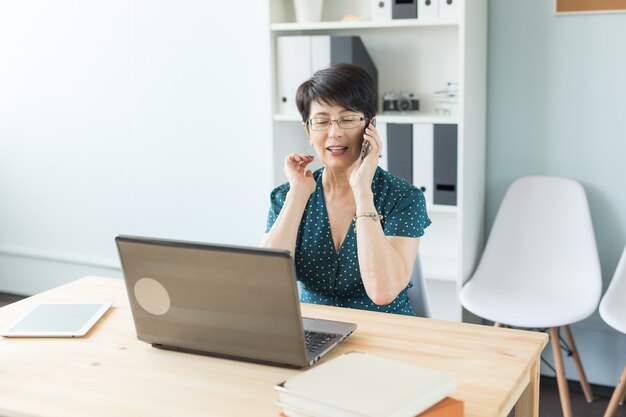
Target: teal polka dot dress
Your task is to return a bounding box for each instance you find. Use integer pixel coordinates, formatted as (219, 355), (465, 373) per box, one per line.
(265, 167), (431, 316)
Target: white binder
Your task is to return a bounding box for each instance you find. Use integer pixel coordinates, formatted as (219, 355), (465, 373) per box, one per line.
(438, 0), (460, 20)
(371, 0), (392, 21)
(418, 0), (438, 21)
(311, 36), (331, 73)
(412, 123), (434, 206)
(277, 36), (312, 116)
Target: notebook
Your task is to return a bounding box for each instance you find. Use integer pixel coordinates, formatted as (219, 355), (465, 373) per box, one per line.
(274, 352), (459, 417)
(279, 398), (463, 417)
(1, 302), (112, 337)
(115, 235), (357, 368)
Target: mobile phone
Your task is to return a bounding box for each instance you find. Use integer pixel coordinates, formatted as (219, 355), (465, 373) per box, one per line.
(360, 118), (376, 164)
(360, 138), (371, 164)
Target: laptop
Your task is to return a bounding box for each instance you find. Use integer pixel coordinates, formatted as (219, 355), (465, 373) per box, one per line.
(115, 235), (357, 368)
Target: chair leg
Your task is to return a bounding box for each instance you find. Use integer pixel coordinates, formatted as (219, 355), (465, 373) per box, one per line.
(604, 365), (626, 417)
(550, 327), (573, 417)
(562, 325), (594, 402)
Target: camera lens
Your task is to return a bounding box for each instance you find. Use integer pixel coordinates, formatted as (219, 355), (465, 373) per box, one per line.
(399, 99), (410, 111)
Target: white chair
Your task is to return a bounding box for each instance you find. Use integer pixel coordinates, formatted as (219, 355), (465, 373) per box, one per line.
(599, 245), (626, 417)
(407, 253), (432, 318)
(460, 176), (602, 417)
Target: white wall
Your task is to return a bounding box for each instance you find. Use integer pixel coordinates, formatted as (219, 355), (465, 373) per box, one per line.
(487, 1), (626, 386)
(0, 1), (272, 294)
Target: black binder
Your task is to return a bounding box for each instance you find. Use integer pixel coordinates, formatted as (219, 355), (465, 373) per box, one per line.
(433, 124), (457, 206)
(392, 0), (418, 19)
(330, 36), (378, 90)
(386, 123), (413, 183)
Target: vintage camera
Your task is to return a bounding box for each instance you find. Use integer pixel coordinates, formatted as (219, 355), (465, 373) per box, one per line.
(382, 91), (419, 112)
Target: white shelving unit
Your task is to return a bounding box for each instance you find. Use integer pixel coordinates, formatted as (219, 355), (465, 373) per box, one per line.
(268, 0), (487, 322)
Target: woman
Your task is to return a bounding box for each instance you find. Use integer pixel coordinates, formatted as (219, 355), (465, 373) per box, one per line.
(261, 63), (430, 316)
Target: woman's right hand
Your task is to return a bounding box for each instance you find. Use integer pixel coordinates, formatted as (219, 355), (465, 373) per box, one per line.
(284, 153), (316, 197)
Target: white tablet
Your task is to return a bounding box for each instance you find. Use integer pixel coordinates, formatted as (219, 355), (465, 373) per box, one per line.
(1, 302), (112, 337)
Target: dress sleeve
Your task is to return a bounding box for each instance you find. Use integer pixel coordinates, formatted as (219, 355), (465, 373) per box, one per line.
(265, 183), (290, 233)
(383, 189), (431, 237)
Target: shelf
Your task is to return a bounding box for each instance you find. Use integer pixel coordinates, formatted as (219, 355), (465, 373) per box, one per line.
(273, 113), (458, 125)
(269, 0), (487, 323)
(271, 19), (459, 32)
(376, 113), (458, 125)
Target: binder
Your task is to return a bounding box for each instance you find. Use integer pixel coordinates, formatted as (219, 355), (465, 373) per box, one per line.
(311, 36), (331, 73)
(330, 36), (378, 88)
(418, 0), (439, 21)
(386, 123), (413, 183)
(413, 123), (434, 206)
(312, 36), (378, 89)
(371, 0), (392, 21)
(433, 124), (457, 206)
(392, 0), (418, 19)
(277, 36), (311, 116)
(276, 36), (378, 116)
(438, 0), (460, 20)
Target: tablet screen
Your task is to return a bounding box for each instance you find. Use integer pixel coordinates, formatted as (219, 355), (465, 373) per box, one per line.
(1, 302), (112, 337)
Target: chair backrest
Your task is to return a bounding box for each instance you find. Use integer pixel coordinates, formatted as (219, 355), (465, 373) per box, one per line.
(599, 245), (626, 334)
(407, 253), (432, 318)
(471, 176), (602, 314)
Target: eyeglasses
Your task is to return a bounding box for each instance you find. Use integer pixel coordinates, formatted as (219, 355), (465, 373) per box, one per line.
(305, 115), (368, 131)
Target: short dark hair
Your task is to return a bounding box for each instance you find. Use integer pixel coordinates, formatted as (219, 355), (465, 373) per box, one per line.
(295, 63), (377, 123)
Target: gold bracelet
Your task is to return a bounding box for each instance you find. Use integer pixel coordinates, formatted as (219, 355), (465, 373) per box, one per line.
(352, 212), (384, 222)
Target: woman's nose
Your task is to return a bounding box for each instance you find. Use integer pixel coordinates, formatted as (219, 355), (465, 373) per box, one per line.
(327, 122), (343, 137)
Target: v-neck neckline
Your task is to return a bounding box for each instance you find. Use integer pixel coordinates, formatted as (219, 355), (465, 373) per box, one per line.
(317, 170), (354, 257)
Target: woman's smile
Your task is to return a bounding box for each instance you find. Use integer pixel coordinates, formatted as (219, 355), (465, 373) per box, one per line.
(327, 145), (349, 156)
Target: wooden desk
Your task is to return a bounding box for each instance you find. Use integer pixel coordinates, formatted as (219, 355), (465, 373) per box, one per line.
(0, 276), (548, 417)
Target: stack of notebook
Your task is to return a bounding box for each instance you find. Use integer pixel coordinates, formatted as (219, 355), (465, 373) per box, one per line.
(274, 352), (463, 417)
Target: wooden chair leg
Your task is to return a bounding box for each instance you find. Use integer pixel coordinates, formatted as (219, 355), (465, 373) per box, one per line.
(562, 325), (594, 402)
(604, 365), (626, 417)
(550, 327), (573, 417)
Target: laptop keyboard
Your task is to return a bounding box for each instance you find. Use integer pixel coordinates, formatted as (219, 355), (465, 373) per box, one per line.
(304, 331), (338, 354)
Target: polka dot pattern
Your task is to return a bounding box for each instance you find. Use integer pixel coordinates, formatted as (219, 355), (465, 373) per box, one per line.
(265, 167), (431, 316)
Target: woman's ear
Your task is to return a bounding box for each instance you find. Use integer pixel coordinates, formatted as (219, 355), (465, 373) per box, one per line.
(301, 122), (311, 138)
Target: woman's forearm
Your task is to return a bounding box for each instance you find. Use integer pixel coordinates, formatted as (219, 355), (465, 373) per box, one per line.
(260, 190), (310, 254)
(354, 191), (412, 305)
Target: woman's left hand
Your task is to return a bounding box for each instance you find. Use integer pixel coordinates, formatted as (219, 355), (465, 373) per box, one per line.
(349, 122), (381, 196)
